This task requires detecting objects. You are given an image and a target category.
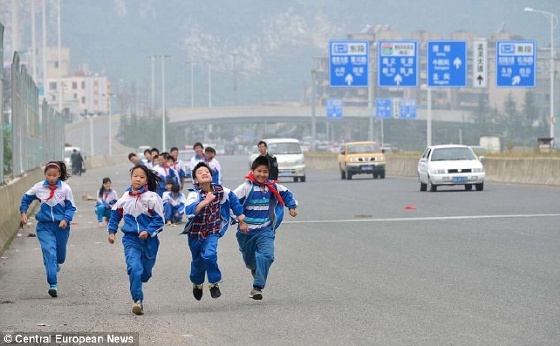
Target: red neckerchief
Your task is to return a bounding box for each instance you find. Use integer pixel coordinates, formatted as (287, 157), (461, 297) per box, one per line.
(244, 171), (284, 206)
(44, 184), (57, 202)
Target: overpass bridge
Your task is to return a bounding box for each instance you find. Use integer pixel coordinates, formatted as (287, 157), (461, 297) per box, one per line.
(167, 105), (469, 127)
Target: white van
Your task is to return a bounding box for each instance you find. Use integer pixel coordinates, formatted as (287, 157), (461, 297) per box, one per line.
(263, 138), (306, 182)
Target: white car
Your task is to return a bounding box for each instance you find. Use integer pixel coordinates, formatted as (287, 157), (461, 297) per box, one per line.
(417, 144), (485, 192)
(248, 138), (306, 182)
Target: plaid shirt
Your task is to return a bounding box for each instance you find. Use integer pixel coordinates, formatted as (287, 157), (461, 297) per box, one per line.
(189, 186), (224, 239)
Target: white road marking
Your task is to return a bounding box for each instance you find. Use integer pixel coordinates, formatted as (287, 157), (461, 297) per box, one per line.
(284, 213), (560, 224)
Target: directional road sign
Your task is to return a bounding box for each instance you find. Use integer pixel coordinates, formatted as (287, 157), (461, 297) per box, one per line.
(378, 40), (418, 87)
(399, 99), (417, 119)
(427, 41), (467, 87)
(329, 40), (369, 88)
(326, 99), (343, 119)
(473, 40), (488, 88)
(496, 41), (536, 87)
(375, 98), (392, 119)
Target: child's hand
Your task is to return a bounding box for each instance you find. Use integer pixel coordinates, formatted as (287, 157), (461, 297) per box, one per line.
(139, 231), (149, 239)
(59, 220), (68, 229)
(205, 191), (216, 202)
(108, 233), (115, 244)
(21, 212), (28, 225)
(289, 209), (297, 217)
(238, 220), (248, 233)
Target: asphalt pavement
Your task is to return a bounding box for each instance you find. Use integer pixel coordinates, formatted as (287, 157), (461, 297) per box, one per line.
(1, 156), (559, 346)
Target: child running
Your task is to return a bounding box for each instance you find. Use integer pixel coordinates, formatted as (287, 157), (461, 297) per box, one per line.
(233, 156), (298, 300)
(95, 177), (118, 228)
(107, 164), (164, 315)
(19, 161), (77, 298)
(183, 162), (247, 300)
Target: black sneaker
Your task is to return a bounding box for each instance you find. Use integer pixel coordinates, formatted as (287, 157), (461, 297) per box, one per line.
(209, 283), (221, 299)
(250, 288), (263, 300)
(48, 285), (57, 298)
(193, 284), (203, 301)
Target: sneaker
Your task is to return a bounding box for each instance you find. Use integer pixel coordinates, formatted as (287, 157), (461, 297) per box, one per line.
(209, 283), (221, 299)
(249, 288), (263, 300)
(57, 263), (62, 273)
(132, 301), (144, 315)
(48, 285), (58, 298)
(193, 284), (203, 301)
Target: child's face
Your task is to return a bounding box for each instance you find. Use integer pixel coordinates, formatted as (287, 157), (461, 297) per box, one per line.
(167, 158), (174, 166)
(204, 151), (214, 161)
(194, 146), (203, 156)
(155, 156), (164, 166)
(253, 165), (269, 183)
(103, 181), (112, 190)
(194, 166), (212, 185)
(131, 168), (147, 190)
(45, 168), (61, 185)
(166, 183), (172, 191)
(144, 152), (152, 160)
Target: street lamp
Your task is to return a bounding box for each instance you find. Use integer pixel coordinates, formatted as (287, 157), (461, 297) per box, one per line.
(524, 7), (558, 145)
(421, 84), (432, 147)
(311, 70), (317, 152)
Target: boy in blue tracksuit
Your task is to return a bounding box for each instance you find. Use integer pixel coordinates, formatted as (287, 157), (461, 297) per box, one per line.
(20, 161), (77, 298)
(183, 162), (247, 300)
(233, 156), (298, 300)
(107, 164), (164, 315)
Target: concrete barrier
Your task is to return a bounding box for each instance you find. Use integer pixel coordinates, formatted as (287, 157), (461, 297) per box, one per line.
(305, 153), (560, 185)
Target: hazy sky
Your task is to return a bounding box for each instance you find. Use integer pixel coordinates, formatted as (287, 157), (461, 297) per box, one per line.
(4, 0), (560, 107)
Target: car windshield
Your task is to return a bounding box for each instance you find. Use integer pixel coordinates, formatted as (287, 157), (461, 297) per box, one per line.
(431, 147), (476, 161)
(347, 144), (380, 154)
(268, 143), (301, 154)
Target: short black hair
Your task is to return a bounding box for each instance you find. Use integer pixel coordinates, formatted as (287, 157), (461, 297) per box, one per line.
(171, 184), (181, 193)
(192, 161), (213, 180)
(251, 155), (270, 171)
(205, 147), (216, 154)
(193, 142), (203, 150)
(257, 140), (267, 147)
(128, 152), (137, 160)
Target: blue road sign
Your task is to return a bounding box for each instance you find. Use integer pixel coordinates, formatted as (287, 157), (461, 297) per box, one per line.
(375, 98), (392, 119)
(399, 99), (417, 119)
(378, 40), (418, 87)
(496, 41), (536, 87)
(427, 41), (467, 87)
(329, 40), (369, 88)
(326, 99), (343, 119)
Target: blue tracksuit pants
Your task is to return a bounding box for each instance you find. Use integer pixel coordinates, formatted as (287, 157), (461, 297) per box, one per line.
(36, 221), (70, 286)
(163, 204), (183, 223)
(95, 204), (111, 222)
(236, 228), (275, 289)
(188, 234), (221, 285)
(122, 234), (160, 303)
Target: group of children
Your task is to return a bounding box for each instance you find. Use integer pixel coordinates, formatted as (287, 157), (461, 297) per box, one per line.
(19, 143), (298, 316)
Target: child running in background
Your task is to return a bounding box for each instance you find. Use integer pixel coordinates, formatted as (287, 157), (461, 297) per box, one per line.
(163, 183), (186, 225)
(183, 162), (247, 301)
(95, 177), (118, 228)
(107, 164), (164, 315)
(204, 147), (222, 185)
(233, 156), (298, 300)
(19, 161), (77, 298)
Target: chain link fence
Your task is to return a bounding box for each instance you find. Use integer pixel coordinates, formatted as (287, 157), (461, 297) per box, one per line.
(2, 22), (64, 185)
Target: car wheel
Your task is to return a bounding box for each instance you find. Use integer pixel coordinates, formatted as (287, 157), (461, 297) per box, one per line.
(428, 180), (437, 192)
(293, 177), (299, 182)
(475, 183), (484, 191)
(373, 172), (378, 179)
(300, 176), (306, 182)
(420, 182), (427, 191)
(465, 184), (473, 191)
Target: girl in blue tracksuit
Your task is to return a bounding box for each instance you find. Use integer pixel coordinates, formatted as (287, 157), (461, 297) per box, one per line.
(95, 177), (118, 228)
(107, 164), (164, 315)
(183, 162), (247, 301)
(233, 156), (298, 300)
(19, 161), (77, 298)
(162, 183), (187, 225)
